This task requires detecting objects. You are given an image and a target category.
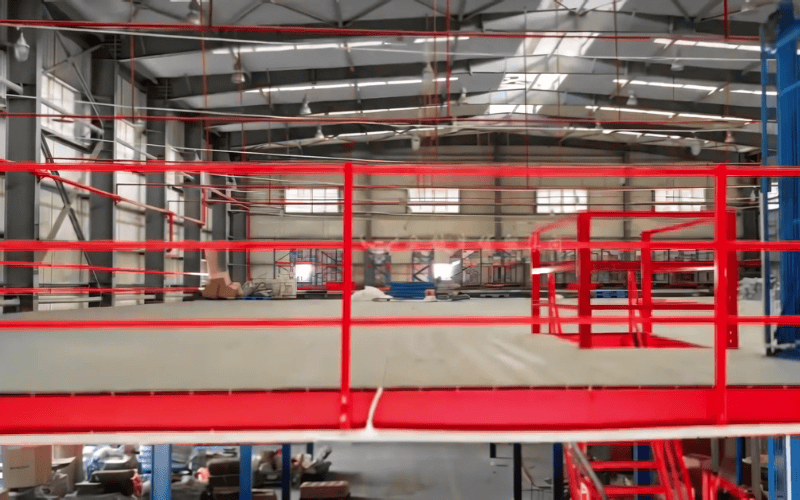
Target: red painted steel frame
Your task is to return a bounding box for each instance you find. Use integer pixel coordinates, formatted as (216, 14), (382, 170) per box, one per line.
(4, 162), (800, 437)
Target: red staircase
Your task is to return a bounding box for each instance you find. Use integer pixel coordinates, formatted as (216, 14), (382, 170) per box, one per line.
(565, 441), (694, 500)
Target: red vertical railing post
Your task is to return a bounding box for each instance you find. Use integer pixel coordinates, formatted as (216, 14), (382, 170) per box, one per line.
(627, 270), (636, 345)
(577, 212), (592, 348)
(727, 210), (739, 349)
(714, 164), (729, 424)
(340, 162), (353, 429)
(531, 234), (541, 334)
(641, 232), (653, 347)
(548, 272), (556, 334)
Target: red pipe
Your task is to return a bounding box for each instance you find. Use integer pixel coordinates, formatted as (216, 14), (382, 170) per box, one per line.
(0, 260), (201, 276)
(0, 112), (759, 127)
(0, 19), (758, 42)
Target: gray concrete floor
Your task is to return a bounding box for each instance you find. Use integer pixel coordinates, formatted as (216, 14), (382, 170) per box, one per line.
(293, 442), (553, 500)
(0, 298), (795, 393)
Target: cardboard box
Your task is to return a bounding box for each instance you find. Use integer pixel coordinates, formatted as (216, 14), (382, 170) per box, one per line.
(1, 446), (53, 489)
(52, 457), (78, 492)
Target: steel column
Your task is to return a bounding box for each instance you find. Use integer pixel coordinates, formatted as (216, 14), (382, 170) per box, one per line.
(790, 436), (800, 500)
(774, 2), (800, 348)
(634, 444), (652, 500)
(341, 162), (353, 428)
(736, 437), (745, 485)
(239, 445), (252, 500)
(553, 443), (564, 500)
(281, 444), (291, 500)
(531, 234), (541, 334)
(4, 0), (41, 313)
(714, 164), (729, 424)
(752, 437), (762, 500)
(183, 123), (203, 299)
(728, 211), (739, 349)
(761, 26), (774, 354)
(513, 443), (522, 500)
(88, 57), (116, 308)
(577, 213), (592, 348)
(145, 88), (167, 304)
(152, 445), (172, 500)
(306, 443), (314, 455)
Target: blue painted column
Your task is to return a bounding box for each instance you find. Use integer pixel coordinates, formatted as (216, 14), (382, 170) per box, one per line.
(490, 443), (497, 459)
(239, 445), (252, 500)
(281, 444), (291, 500)
(773, 3), (800, 347)
(306, 443), (314, 455)
(769, 438), (777, 500)
(152, 445), (172, 500)
(737, 438), (746, 485)
(553, 444), (564, 500)
(634, 445), (652, 500)
(513, 443), (522, 500)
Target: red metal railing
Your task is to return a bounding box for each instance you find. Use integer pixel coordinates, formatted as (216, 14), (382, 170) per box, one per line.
(3, 162), (800, 436)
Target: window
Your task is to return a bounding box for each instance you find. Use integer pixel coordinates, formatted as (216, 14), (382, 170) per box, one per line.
(433, 263), (457, 281)
(408, 188), (459, 213)
(115, 120), (144, 161)
(115, 76), (146, 161)
(40, 74), (80, 138)
(536, 189), (588, 214)
(295, 263), (314, 282)
(769, 181), (779, 211)
(654, 188), (705, 212)
(285, 188), (340, 213)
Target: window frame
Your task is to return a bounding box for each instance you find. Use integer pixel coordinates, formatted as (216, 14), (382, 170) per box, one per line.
(284, 188), (341, 214)
(535, 189), (589, 214)
(408, 188), (460, 213)
(653, 188), (706, 212)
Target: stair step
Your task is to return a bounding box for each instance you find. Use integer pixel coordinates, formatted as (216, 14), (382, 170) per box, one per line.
(591, 461), (659, 471)
(605, 486), (666, 497)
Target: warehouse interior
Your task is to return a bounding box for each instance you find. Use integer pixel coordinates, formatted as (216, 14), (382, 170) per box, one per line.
(4, 0), (800, 499)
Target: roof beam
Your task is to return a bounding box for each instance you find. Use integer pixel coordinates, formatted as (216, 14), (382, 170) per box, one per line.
(343, 0), (393, 26)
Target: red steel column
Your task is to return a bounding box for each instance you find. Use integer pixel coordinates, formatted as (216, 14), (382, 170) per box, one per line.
(641, 232), (653, 347)
(727, 210), (739, 349)
(577, 213), (592, 348)
(531, 234), (541, 334)
(714, 164), (729, 424)
(341, 162), (353, 428)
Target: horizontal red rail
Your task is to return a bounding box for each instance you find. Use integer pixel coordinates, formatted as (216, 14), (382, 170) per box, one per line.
(0, 20), (759, 42)
(0, 287), (197, 295)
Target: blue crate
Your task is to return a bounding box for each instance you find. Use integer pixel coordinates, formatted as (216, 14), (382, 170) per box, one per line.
(388, 281), (434, 299)
(594, 290), (628, 299)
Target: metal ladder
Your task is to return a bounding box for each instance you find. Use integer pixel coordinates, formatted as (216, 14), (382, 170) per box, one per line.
(565, 441), (694, 500)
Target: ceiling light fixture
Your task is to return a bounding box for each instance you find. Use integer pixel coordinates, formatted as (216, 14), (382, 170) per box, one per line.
(13, 31), (29, 62)
(315, 126), (325, 140)
(671, 50), (684, 72)
(725, 131), (735, 144)
(299, 96), (312, 116)
(458, 87), (467, 105)
(626, 91), (638, 106)
(422, 63), (435, 82)
(231, 56), (246, 85)
(186, 0), (202, 25)
(740, 0), (757, 13)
